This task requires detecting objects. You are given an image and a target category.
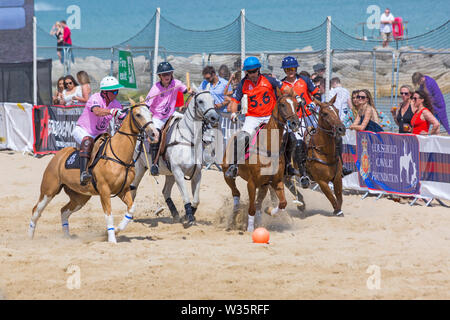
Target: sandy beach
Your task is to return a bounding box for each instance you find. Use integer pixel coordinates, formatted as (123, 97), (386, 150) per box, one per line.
(0, 150), (449, 300)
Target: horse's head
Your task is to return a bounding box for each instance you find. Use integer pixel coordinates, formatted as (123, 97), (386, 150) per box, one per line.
(274, 87), (301, 132)
(128, 97), (159, 143)
(313, 94), (346, 137)
(189, 86), (220, 128)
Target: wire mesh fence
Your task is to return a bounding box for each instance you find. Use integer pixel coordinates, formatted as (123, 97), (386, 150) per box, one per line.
(36, 10), (449, 132)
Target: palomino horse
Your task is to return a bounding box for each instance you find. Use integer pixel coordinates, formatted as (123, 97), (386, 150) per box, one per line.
(222, 88), (300, 232)
(304, 95), (346, 216)
(130, 89), (220, 227)
(29, 102), (158, 243)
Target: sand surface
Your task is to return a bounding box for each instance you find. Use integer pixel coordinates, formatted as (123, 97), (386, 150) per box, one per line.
(0, 150), (449, 300)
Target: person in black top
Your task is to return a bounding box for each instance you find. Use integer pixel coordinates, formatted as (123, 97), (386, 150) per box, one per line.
(50, 21), (64, 63)
(391, 85), (415, 133)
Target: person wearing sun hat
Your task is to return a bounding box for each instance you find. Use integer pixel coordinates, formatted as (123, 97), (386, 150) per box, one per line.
(72, 75), (125, 185)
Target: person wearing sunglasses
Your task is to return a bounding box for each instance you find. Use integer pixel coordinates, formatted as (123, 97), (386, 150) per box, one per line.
(62, 75), (82, 106)
(410, 90), (440, 135)
(225, 56), (287, 179)
(200, 65), (230, 112)
(349, 89), (383, 133)
(391, 85), (415, 133)
(72, 76), (124, 185)
(145, 61), (192, 176)
(279, 56), (321, 183)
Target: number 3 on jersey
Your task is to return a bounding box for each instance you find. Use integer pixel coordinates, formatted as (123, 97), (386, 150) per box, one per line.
(249, 92), (270, 108)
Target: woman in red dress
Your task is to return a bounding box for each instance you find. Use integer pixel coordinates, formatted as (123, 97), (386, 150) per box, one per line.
(410, 90), (440, 135)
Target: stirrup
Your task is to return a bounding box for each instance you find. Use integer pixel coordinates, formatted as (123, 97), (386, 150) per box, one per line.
(299, 175), (311, 189)
(80, 171), (92, 186)
(225, 165), (238, 178)
(150, 164), (159, 176)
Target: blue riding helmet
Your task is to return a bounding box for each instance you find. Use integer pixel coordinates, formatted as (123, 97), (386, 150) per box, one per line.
(281, 56), (299, 69)
(242, 56), (261, 71)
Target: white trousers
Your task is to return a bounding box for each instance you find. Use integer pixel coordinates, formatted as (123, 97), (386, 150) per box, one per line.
(241, 115), (271, 135)
(72, 126), (94, 145)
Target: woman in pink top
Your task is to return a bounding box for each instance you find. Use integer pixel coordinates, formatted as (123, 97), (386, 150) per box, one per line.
(146, 61), (191, 175)
(72, 76), (125, 185)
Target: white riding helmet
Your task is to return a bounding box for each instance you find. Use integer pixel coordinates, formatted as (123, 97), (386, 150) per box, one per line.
(100, 76), (124, 90)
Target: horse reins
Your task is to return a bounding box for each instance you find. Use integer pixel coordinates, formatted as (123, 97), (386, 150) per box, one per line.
(306, 104), (341, 168)
(93, 104), (154, 198)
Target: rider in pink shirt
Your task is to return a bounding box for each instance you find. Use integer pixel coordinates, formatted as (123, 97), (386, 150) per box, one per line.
(145, 61), (191, 175)
(72, 76), (124, 185)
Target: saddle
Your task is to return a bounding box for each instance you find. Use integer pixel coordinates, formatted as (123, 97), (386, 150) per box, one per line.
(153, 115), (183, 165)
(64, 133), (110, 170)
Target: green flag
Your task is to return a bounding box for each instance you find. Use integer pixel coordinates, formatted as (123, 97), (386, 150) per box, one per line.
(118, 50), (137, 89)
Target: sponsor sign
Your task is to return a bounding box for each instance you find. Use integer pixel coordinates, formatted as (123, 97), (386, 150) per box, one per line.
(356, 131), (420, 195)
(33, 105), (84, 154)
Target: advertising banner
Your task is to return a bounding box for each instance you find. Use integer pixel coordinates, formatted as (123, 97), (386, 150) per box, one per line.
(355, 131), (421, 195)
(33, 105), (84, 154)
(1, 103), (34, 152)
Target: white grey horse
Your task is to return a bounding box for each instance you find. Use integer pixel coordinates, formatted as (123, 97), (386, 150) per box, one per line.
(130, 88), (220, 226)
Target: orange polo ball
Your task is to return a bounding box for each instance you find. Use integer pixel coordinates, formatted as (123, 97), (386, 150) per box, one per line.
(252, 227), (270, 244)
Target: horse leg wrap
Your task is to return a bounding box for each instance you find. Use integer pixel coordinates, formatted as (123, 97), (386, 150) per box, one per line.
(247, 215), (255, 232)
(105, 214), (117, 243)
(255, 210), (262, 227)
(166, 197), (179, 218)
(117, 203), (135, 232)
(184, 202), (195, 223)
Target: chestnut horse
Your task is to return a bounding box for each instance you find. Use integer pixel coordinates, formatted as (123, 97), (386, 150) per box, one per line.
(29, 102), (158, 243)
(222, 88), (300, 232)
(304, 95), (346, 216)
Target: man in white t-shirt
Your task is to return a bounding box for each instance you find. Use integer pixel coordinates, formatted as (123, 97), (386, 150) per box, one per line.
(327, 77), (353, 128)
(380, 8), (395, 47)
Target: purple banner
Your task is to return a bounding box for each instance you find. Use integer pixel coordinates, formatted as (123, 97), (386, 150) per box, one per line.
(356, 131), (421, 195)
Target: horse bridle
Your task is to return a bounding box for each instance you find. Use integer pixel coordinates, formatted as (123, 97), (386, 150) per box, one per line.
(273, 97), (300, 129)
(316, 104), (341, 138)
(184, 91), (217, 125)
(96, 104), (154, 198)
(118, 104), (154, 140)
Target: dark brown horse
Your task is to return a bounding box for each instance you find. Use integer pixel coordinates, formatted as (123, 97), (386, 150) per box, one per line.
(304, 95), (346, 216)
(222, 88), (301, 231)
(29, 101), (158, 243)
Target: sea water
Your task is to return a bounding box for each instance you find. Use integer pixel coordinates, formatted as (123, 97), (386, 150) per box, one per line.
(35, 0), (449, 48)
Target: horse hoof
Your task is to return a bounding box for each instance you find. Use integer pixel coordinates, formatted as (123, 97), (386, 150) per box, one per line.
(154, 207), (164, 216)
(183, 214), (196, 228)
(334, 210), (344, 217)
(172, 214), (181, 223)
(264, 207), (273, 216)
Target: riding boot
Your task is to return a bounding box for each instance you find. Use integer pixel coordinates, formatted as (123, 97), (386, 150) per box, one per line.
(150, 141), (160, 176)
(225, 131), (250, 179)
(336, 135), (353, 176)
(294, 139), (310, 189)
(284, 132), (300, 176)
(79, 136), (94, 186)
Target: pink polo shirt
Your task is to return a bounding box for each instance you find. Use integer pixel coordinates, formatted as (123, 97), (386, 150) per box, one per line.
(76, 92), (122, 136)
(145, 79), (187, 120)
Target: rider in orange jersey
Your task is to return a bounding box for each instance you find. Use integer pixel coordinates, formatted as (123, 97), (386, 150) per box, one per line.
(225, 56), (297, 179)
(280, 56), (321, 188)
